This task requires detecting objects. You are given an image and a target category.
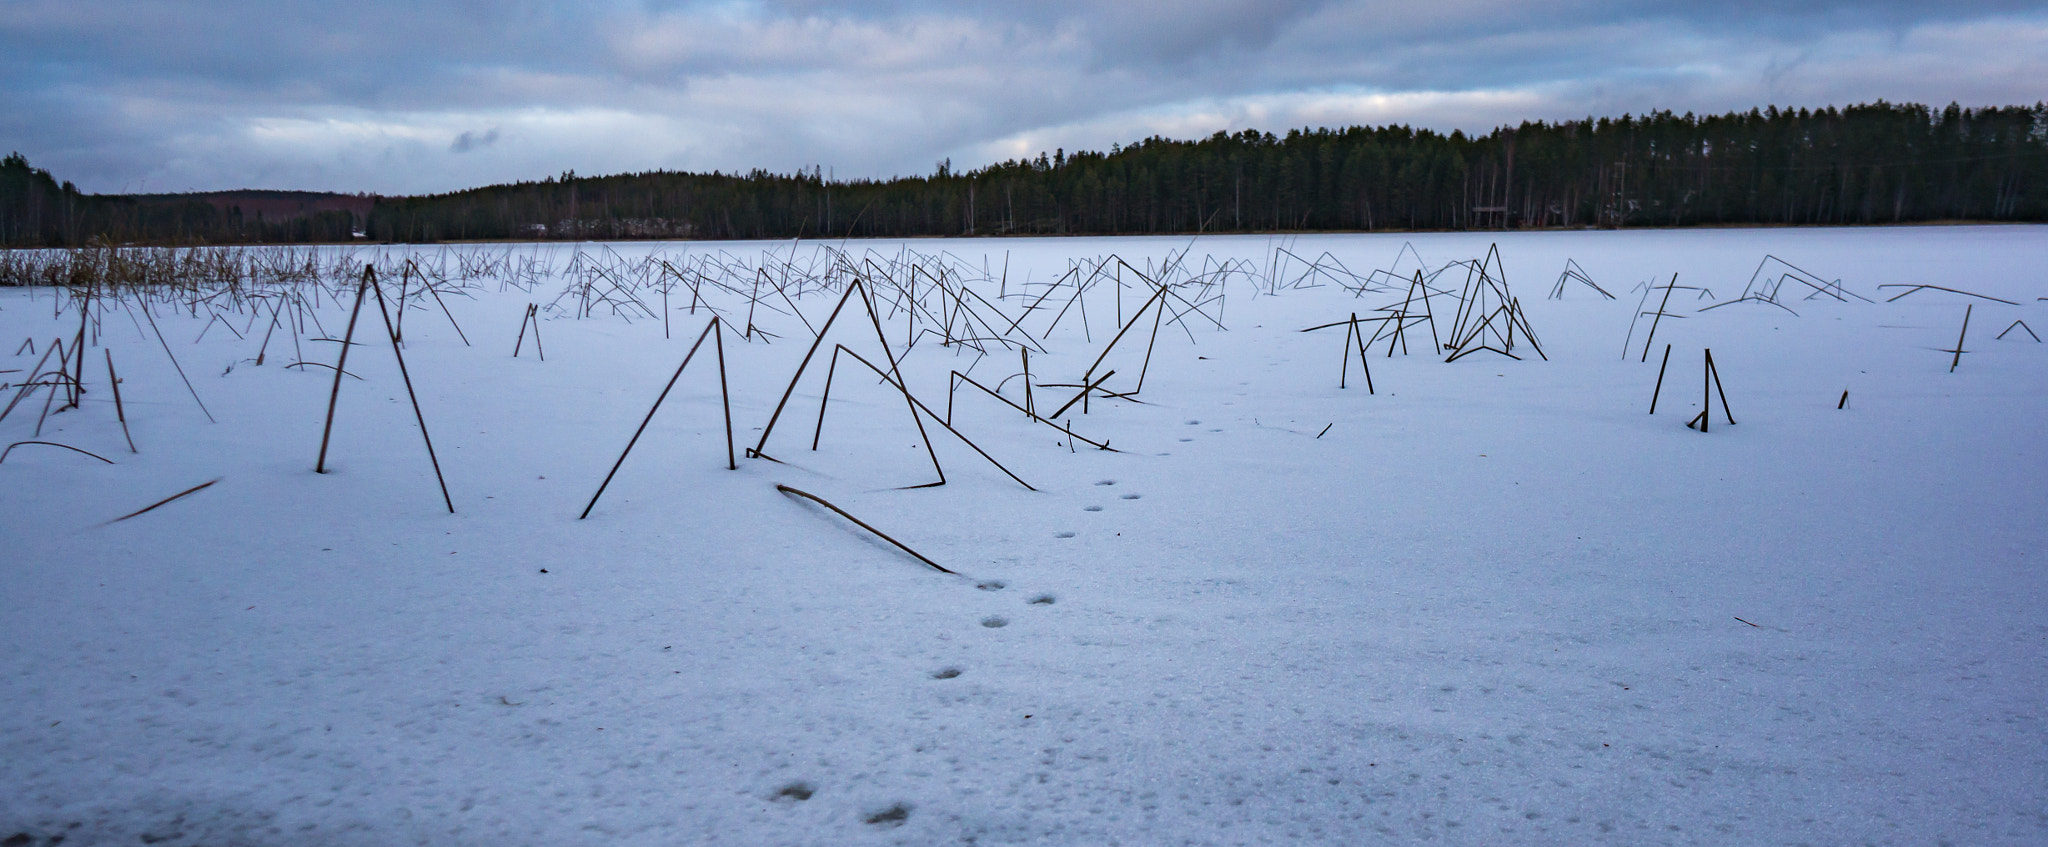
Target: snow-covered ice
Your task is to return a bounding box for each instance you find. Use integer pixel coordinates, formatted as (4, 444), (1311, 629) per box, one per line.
(3, 225), (2044, 845)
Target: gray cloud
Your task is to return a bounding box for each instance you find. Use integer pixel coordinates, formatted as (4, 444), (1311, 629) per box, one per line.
(450, 128), (502, 154)
(2, 1), (2041, 194)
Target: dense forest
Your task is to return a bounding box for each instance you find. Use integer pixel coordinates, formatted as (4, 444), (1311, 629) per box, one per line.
(0, 154), (366, 247)
(4, 102), (2044, 247)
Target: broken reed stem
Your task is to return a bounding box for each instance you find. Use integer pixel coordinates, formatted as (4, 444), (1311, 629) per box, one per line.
(1649, 343), (1671, 414)
(107, 349), (136, 453)
(0, 340), (62, 424)
(1950, 304), (1972, 373)
(580, 318), (722, 520)
(714, 316), (735, 470)
(1641, 275), (1676, 363)
(33, 367), (64, 437)
(68, 312), (85, 409)
(254, 299), (282, 365)
(775, 484), (954, 574)
(810, 346), (842, 452)
(1340, 319), (1355, 389)
(394, 262), (410, 344)
(1708, 350), (1735, 424)
(316, 268), (373, 474)
(513, 305), (529, 356)
(858, 282), (947, 485)
(508, 304), (548, 361)
(818, 344), (1036, 490)
(1352, 315), (1374, 394)
(1995, 319), (2038, 342)
(135, 289), (214, 423)
(1022, 348), (1035, 418)
(0, 440), (115, 465)
(1047, 369), (1114, 420)
(752, 281), (863, 459)
(1698, 348), (1711, 432)
(106, 477), (221, 524)
(424, 281), (471, 346)
(945, 370), (1116, 451)
(371, 269), (456, 513)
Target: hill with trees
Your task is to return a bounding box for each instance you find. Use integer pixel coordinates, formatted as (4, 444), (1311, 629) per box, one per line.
(5, 101), (2043, 248)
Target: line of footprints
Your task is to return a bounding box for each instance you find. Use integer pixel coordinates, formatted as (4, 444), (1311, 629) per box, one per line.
(1059, 477), (1142, 538)
(767, 422), (1218, 825)
(766, 476), (1160, 828)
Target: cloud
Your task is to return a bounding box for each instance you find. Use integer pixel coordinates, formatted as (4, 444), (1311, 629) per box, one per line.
(1, 1), (2042, 194)
(450, 128), (502, 154)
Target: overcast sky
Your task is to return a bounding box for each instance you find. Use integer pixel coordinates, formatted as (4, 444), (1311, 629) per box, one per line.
(4, 1), (2043, 196)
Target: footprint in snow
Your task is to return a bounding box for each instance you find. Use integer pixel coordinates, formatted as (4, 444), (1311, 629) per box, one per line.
(931, 667), (963, 679)
(1084, 505), (1103, 512)
(864, 804), (912, 827)
(1094, 479), (1116, 486)
(1120, 494), (1142, 500)
(1055, 531), (1076, 538)
(1029, 595), (1056, 605)
(981, 616), (1009, 628)
(976, 580), (1005, 591)
(772, 783), (815, 802)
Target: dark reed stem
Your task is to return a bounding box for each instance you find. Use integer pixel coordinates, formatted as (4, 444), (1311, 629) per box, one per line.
(371, 268), (455, 513)
(106, 478), (221, 524)
(107, 349), (136, 452)
(580, 318), (720, 519)
(316, 268), (372, 474)
(776, 484), (953, 574)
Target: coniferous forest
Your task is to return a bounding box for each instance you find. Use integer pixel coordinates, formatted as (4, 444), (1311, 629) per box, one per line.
(4, 102), (2044, 248)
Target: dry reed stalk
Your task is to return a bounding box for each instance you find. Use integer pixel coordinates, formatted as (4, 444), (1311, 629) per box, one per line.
(106, 349), (136, 452)
(106, 478), (221, 523)
(579, 317), (730, 520)
(775, 484), (952, 574)
(315, 268), (373, 474)
(370, 268), (455, 513)
(0, 440), (115, 464)
(134, 287), (215, 423)
(1649, 344), (1672, 414)
(1641, 275), (1677, 363)
(1949, 305), (1972, 373)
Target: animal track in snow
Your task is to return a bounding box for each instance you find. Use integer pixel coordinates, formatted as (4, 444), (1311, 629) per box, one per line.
(931, 667), (962, 679)
(1028, 595), (1056, 605)
(981, 616), (1009, 628)
(1094, 479), (1116, 486)
(976, 580), (1005, 591)
(1120, 494), (1142, 500)
(864, 803), (911, 827)
(1055, 531), (1076, 538)
(772, 782), (814, 802)
(1084, 505), (1103, 512)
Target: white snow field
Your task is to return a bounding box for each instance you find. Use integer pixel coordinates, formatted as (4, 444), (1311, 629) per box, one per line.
(2, 225), (2044, 846)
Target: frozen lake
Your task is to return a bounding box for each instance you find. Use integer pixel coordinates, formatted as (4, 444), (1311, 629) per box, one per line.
(3, 225), (2045, 845)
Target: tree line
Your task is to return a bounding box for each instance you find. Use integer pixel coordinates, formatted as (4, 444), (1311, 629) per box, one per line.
(5, 101), (2044, 248)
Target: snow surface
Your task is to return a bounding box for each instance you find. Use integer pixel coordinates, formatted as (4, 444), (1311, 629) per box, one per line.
(3, 226), (2045, 846)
